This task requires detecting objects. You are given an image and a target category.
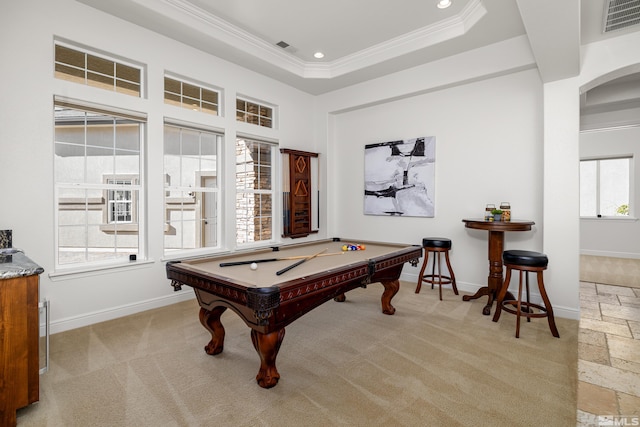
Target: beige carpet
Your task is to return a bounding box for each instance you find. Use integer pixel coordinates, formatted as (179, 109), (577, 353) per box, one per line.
(18, 282), (578, 426)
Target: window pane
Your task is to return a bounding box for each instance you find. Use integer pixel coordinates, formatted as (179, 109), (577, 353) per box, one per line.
(580, 160), (597, 216)
(202, 102), (218, 115)
(54, 102), (144, 269)
(87, 120), (115, 149)
(235, 138), (274, 244)
(116, 80), (140, 96)
(261, 117), (272, 128)
(58, 225), (88, 265)
(181, 129), (200, 188)
(165, 77), (219, 115)
(182, 96), (200, 111)
(165, 77), (180, 94)
(165, 92), (181, 108)
(600, 158), (629, 216)
(182, 82), (199, 99)
(87, 55), (114, 76)
(259, 106), (272, 118)
(236, 99), (274, 129)
(87, 71), (114, 90)
(56, 45), (85, 68)
(202, 89), (218, 104)
(116, 63), (140, 84)
(164, 126), (221, 253)
(55, 64), (85, 83)
(54, 44), (141, 98)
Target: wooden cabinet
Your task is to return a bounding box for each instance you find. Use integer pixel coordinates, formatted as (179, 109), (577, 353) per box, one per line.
(281, 149), (318, 238)
(0, 272), (40, 426)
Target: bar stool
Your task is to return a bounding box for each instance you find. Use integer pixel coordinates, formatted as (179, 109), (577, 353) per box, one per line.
(492, 250), (559, 338)
(415, 238), (458, 300)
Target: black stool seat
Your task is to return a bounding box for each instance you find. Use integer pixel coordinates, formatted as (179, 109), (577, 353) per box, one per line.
(416, 238), (458, 300)
(422, 238), (452, 249)
(503, 250), (548, 267)
(493, 249), (559, 338)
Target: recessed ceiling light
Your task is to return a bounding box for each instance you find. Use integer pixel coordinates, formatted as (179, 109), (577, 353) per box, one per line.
(314, 52), (325, 59)
(437, 0), (452, 9)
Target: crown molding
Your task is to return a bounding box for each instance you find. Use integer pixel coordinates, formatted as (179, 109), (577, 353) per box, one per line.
(137, 0), (487, 79)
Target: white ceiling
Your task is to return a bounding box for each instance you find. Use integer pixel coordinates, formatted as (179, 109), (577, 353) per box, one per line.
(75, 0), (640, 101)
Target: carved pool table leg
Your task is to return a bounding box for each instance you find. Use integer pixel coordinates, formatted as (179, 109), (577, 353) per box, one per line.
(251, 328), (286, 388)
(380, 279), (399, 315)
(333, 293), (346, 302)
(199, 306), (227, 355)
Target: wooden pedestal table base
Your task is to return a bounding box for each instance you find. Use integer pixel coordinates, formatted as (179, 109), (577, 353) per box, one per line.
(461, 219), (535, 315)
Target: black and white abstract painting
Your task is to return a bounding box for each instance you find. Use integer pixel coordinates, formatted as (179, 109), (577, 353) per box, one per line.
(364, 136), (435, 217)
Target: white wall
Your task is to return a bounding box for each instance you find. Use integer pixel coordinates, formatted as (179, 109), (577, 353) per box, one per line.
(328, 70), (544, 288)
(580, 125), (640, 258)
(0, 0), (316, 333)
(314, 37), (585, 316)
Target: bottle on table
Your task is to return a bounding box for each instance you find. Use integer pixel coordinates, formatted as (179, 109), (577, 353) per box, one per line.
(500, 202), (511, 221)
(485, 204), (495, 221)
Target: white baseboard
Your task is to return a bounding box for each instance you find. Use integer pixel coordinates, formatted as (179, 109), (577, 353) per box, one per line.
(43, 270), (579, 336)
(401, 271), (580, 320)
(581, 250), (640, 259)
(42, 290), (196, 335)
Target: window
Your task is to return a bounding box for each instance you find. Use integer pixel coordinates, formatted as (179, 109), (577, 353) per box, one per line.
(236, 137), (276, 244)
(164, 124), (222, 253)
(164, 76), (219, 115)
(106, 178), (134, 223)
(580, 157), (631, 217)
(54, 44), (141, 97)
(236, 98), (273, 128)
(54, 102), (145, 267)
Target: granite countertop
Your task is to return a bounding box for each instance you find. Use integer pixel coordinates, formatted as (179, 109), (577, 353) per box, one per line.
(0, 250), (44, 279)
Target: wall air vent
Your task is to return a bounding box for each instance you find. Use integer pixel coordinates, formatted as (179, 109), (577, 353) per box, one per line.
(603, 0), (640, 33)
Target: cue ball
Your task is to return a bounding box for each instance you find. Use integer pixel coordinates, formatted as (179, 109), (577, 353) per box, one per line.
(250, 262), (258, 270)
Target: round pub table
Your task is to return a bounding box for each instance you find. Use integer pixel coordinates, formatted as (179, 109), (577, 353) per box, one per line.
(461, 218), (535, 315)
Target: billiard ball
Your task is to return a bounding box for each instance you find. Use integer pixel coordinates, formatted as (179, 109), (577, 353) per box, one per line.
(250, 262), (258, 270)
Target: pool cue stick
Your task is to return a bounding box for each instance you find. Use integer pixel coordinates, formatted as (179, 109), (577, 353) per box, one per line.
(219, 251), (342, 267)
(276, 248), (327, 276)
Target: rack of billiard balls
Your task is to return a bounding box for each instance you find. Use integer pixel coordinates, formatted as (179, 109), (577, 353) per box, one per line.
(341, 243), (366, 251)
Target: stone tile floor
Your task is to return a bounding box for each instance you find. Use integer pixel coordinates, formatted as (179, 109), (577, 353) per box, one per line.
(576, 281), (640, 426)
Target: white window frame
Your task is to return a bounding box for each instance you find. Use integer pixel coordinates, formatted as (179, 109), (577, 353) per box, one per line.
(54, 41), (143, 98)
(236, 96), (275, 129)
(164, 74), (221, 116)
(163, 122), (223, 256)
(53, 98), (147, 271)
(580, 156), (633, 218)
(235, 137), (278, 246)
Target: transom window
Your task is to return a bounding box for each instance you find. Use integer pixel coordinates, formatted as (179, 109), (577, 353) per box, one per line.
(236, 98), (273, 128)
(580, 157), (631, 217)
(54, 44), (141, 97)
(164, 76), (219, 115)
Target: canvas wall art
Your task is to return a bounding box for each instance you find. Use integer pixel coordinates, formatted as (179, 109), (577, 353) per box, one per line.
(364, 136), (435, 217)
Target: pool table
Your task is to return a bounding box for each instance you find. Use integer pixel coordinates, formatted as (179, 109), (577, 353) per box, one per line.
(166, 238), (421, 388)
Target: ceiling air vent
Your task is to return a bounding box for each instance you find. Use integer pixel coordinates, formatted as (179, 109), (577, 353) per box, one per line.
(603, 0), (640, 33)
(276, 41), (290, 49)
